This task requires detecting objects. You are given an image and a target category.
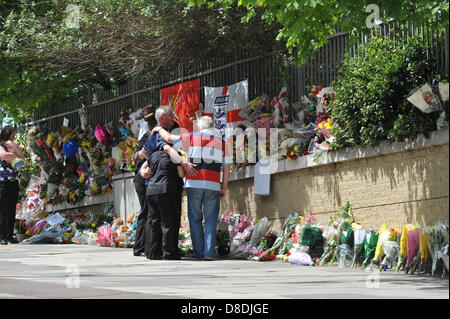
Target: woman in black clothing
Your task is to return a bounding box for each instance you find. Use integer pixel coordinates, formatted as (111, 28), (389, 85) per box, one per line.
(0, 126), (24, 245)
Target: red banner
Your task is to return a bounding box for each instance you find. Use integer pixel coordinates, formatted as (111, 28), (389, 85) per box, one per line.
(160, 78), (200, 132)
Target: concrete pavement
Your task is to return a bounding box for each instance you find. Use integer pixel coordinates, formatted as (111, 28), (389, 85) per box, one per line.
(0, 244), (448, 300)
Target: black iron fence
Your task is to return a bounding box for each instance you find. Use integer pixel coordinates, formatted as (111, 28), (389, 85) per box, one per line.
(26, 22), (449, 132)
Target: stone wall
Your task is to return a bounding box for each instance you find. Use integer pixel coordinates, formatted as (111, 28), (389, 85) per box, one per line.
(181, 129), (449, 231)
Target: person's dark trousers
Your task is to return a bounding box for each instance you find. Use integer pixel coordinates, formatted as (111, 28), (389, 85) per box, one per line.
(133, 180), (147, 255)
(145, 193), (181, 260)
(0, 180), (19, 241)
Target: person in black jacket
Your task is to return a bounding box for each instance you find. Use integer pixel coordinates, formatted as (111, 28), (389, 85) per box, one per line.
(141, 150), (185, 260)
(138, 106), (198, 260)
(132, 112), (157, 256)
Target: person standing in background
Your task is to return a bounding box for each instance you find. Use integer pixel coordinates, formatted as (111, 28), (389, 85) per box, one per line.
(0, 126), (25, 245)
(132, 112), (157, 256)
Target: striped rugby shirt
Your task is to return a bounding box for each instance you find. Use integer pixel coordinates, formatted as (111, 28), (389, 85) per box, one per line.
(171, 129), (231, 192)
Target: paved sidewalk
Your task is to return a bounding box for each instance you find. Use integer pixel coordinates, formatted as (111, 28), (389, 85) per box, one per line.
(0, 244), (448, 299)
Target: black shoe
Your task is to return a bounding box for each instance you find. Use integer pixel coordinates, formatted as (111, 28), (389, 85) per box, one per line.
(7, 237), (19, 244)
(163, 256), (181, 260)
(133, 252), (145, 257)
(0, 239), (7, 245)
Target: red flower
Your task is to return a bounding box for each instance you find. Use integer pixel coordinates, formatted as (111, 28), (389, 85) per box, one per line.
(44, 148), (54, 159)
(312, 86), (324, 96)
(35, 140), (44, 147)
(286, 147), (299, 161)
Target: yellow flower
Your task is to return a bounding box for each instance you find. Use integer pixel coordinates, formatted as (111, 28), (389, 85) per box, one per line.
(81, 140), (92, 150)
(70, 192), (77, 202)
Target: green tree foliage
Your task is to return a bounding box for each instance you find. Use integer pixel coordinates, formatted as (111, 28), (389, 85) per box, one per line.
(188, 0), (449, 65)
(328, 34), (440, 149)
(0, 0), (282, 123)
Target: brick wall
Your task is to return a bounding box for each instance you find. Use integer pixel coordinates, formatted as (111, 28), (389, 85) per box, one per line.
(181, 131), (449, 232)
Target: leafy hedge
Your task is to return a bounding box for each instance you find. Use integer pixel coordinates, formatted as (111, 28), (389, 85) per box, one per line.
(328, 33), (440, 149)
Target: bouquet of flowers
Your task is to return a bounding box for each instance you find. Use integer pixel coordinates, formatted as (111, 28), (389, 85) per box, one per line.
(320, 92), (336, 108)
(372, 225), (398, 266)
(310, 85), (324, 100)
(292, 97), (316, 125)
(361, 230), (379, 270)
(222, 213), (253, 240)
(334, 225), (354, 268)
(260, 212), (301, 258)
(396, 224), (418, 272)
(29, 130), (55, 162)
(121, 137), (139, 171)
(315, 87), (335, 113)
(179, 217), (193, 255)
(97, 223), (117, 247)
(257, 232), (278, 261)
(246, 217), (272, 251)
(22, 223), (69, 245)
(114, 225), (135, 248)
(60, 231), (74, 244)
(179, 231), (193, 255)
(411, 232), (431, 275)
(285, 145), (302, 161)
(351, 224), (366, 268)
(329, 201), (354, 265)
(319, 217), (339, 265)
(301, 224), (323, 252)
(423, 222), (449, 277)
(380, 240), (399, 271)
(229, 222), (255, 259)
(258, 213), (301, 260)
(46, 182), (64, 206)
(404, 228), (421, 274)
(316, 113), (334, 139)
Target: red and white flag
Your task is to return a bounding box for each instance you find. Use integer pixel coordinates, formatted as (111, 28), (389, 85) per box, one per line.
(203, 80), (249, 132)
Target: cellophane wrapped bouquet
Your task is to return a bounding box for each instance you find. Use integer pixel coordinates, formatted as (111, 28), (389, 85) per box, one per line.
(351, 223), (366, 268)
(372, 225), (398, 270)
(258, 213), (301, 261)
(361, 230), (379, 270)
(319, 217), (339, 265)
(330, 201), (355, 267)
(423, 221), (449, 277)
